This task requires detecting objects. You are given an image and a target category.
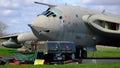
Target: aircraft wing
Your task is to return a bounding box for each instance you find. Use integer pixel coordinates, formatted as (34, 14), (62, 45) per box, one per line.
(82, 14), (120, 38)
(0, 34), (18, 40)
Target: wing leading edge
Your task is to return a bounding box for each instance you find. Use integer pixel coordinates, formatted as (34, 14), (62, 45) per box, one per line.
(82, 14), (120, 37)
(0, 34), (18, 40)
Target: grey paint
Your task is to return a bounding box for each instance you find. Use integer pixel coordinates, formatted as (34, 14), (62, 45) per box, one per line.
(0, 32), (38, 48)
(29, 5), (120, 48)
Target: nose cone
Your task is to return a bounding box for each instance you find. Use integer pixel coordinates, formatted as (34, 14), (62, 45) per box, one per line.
(28, 24), (52, 40)
(29, 15), (51, 33)
(29, 15), (60, 40)
(31, 15), (51, 29)
(28, 15), (53, 40)
(30, 15), (60, 30)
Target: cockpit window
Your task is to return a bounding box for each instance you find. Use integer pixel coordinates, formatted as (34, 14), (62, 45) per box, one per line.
(51, 8), (62, 16)
(46, 12), (54, 17)
(41, 8), (62, 17)
(42, 10), (56, 17)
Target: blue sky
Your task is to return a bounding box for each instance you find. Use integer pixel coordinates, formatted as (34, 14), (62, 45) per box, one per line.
(0, 0), (120, 34)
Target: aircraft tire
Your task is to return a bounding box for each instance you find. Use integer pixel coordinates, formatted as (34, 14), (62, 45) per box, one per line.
(81, 50), (87, 59)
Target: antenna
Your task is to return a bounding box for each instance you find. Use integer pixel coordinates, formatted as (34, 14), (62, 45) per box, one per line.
(34, 1), (56, 8)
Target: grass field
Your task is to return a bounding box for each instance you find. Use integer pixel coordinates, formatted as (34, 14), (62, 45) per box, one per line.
(0, 63), (120, 68)
(0, 48), (15, 56)
(0, 46), (120, 58)
(0, 46), (120, 68)
(88, 46), (120, 58)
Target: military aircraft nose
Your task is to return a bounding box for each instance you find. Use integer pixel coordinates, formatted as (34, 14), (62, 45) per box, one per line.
(28, 24), (39, 33)
(28, 23), (52, 40)
(28, 24), (50, 33)
(28, 15), (53, 33)
(29, 15), (59, 40)
(30, 15), (50, 28)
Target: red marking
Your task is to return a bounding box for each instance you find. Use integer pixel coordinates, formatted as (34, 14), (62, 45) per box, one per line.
(65, 16), (67, 18)
(66, 44), (69, 49)
(36, 45), (39, 49)
(13, 60), (19, 64)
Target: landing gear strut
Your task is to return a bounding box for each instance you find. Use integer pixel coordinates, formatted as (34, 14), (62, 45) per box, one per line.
(81, 48), (87, 59)
(76, 48), (87, 59)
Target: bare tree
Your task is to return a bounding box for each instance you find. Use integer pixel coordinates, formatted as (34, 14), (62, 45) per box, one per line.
(0, 22), (8, 37)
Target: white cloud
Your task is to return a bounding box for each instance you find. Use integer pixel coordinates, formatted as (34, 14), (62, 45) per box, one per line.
(0, 0), (10, 7)
(104, 6), (120, 14)
(25, 0), (39, 4)
(39, 0), (50, 3)
(0, 0), (20, 8)
(0, 0), (52, 8)
(12, 3), (20, 8)
(2, 10), (13, 16)
(24, 0), (51, 5)
(11, 19), (20, 24)
(82, 0), (91, 4)
(82, 0), (120, 5)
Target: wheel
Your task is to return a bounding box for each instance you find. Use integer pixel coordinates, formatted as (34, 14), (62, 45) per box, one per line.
(81, 50), (87, 59)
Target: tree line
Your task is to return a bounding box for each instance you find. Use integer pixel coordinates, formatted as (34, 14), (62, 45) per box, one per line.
(0, 22), (8, 37)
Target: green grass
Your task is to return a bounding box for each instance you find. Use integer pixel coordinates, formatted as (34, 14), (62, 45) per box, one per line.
(0, 48), (15, 56)
(0, 63), (120, 68)
(0, 47), (120, 68)
(0, 46), (120, 58)
(88, 47), (120, 58)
